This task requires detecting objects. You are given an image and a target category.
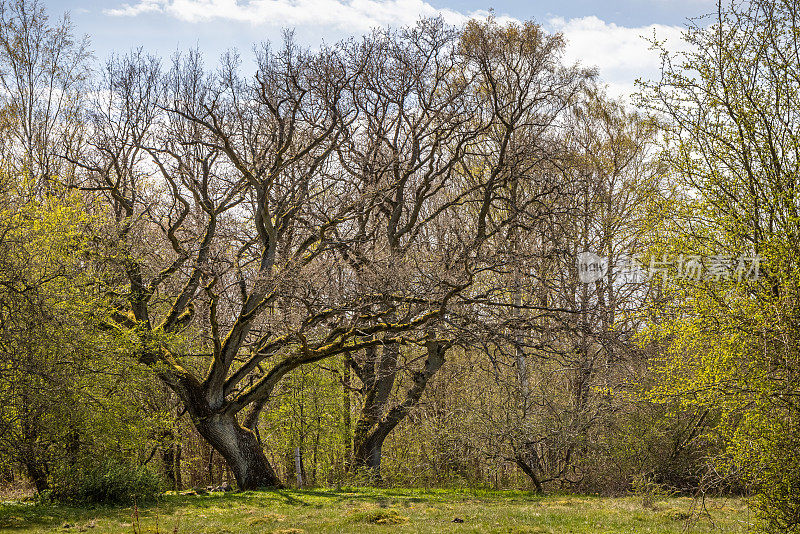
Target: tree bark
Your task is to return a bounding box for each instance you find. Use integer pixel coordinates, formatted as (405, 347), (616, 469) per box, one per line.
(174, 441), (182, 490)
(352, 340), (447, 480)
(342, 355), (352, 471)
(21, 457), (49, 493)
(353, 431), (385, 474)
(514, 454), (544, 494)
(160, 430), (179, 491)
(195, 413), (281, 490)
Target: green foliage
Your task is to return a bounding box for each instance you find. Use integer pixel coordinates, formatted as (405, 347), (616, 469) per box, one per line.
(637, 0), (800, 530)
(45, 459), (163, 505)
(731, 410), (800, 532)
(260, 362), (349, 486)
(0, 178), (166, 492)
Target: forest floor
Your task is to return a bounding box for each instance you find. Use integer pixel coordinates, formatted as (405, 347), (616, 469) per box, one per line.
(0, 487), (752, 533)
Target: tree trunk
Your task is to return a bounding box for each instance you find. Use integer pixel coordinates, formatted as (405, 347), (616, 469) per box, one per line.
(352, 343), (397, 480)
(353, 428), (387, 476)
(162, 368), (282, 490)
(195, 414), (281, 490)
(514, 454), (544, 493)
(160, 429), (180, 490)
(22, 457), (49, 493)
(342, 355), (352, 471)
(174, 442), (182, 490)
(352, 340), (447, 481)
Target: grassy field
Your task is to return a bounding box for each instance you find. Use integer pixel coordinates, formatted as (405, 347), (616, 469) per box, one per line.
(0, 487), (752, 534)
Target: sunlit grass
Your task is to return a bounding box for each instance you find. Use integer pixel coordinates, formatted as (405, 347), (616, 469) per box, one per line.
(0, 487), (752, 533)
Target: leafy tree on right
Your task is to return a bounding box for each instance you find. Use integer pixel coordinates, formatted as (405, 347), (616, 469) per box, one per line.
(640, 0), (800, 531)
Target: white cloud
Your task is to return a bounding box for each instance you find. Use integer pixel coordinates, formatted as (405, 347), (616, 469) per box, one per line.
(104, 0), (504, 31)
(547, 16), (689, 100)
(103, 2), (692, 101)
(106, 0), (166, 17)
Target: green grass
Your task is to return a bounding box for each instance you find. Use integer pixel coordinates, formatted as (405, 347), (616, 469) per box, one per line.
(0, 487), (752, 533)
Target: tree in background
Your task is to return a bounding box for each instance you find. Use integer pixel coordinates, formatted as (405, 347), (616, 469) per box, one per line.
(341, 18), (589, 480)
(641, 0), (800, 530)
(0, 0), (89, 190)
(464, 86), (664, 492)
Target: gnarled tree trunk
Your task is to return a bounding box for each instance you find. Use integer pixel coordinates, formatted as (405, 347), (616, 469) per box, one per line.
(352, 340), (447, 480)
(195, 413), (281, 490)
(166, 374), (282, 490)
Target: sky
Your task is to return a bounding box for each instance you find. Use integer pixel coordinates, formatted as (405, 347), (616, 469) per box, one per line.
(48, 0), (717, 101)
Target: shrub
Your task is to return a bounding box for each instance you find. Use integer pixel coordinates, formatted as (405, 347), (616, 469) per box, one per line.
(737, 418), (800, 534)
(630, 474), (673, 509)
(48, 459), (163, 505)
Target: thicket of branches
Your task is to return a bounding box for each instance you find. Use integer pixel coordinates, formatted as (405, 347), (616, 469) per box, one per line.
(0, 0), (707, 492)
(2, 1), (799, 531)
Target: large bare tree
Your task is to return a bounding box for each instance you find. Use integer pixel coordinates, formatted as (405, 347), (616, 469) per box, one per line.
(73, 22), (507, 489)
(339, 18), (592, 478)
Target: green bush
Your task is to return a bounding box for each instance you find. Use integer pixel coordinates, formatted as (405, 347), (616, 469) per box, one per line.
(755, 466), (800, 534)
(48, 459), (163, 505)
(736, 417), (800, 534)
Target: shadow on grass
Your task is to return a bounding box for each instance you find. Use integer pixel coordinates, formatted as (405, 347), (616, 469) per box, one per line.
(0, 495), (192, 531)
(275, 490), (312, 507)
(0, 501), (139, 531)
(0, 486), (545, 531)
(289, 486), (544, 506)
